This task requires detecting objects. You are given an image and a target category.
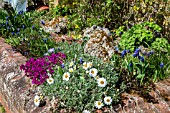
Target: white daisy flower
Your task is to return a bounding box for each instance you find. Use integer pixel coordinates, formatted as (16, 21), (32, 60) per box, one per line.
(47, 77), (54, 84)
(97, 78), (107, 87)
(63, 72), (70, 81)
(89, 68), (98, 77)
(104, 96), (112, 105)
(69, 68), (74, 72)
(34, 95), (40, 106)
(83, 62), (89, 70)
(82, 110), (91, 113)
(69, 61), (74, 67)
(95, 101), (103, 109)
(39, 94), (44, 100)
(87, 62), (92, 68)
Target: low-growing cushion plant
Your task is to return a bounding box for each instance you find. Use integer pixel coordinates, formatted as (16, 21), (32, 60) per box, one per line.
(41, 53), (126, 112)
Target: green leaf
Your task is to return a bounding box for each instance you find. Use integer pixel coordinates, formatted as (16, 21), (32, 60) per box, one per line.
(136, 74), (145, 79)
(58, 66), (63, 76)
(153, 70), (158, 82)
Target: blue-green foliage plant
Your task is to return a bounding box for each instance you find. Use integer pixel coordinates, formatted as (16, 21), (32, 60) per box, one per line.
(118, 48), (170, 85)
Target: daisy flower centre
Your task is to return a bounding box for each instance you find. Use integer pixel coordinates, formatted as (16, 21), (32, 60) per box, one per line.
(35, 99), (39, 103)
(84, 63), (87, 67)
(97, 101), (101, 105)
(91, 70), (94, 74)
(100, 80), (104, 85)
(106, 99), (110, 102)
(65, 74), (68, 78)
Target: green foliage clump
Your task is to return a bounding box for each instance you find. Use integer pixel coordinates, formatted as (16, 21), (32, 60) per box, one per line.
(151, 38), (170, 52)
(117, 22), (169, 52)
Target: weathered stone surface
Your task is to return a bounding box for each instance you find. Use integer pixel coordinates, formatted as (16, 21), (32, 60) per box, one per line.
(114, 78), (170, 113)
(0, 37), (51, 113)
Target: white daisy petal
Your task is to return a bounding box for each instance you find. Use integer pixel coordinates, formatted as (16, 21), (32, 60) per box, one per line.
(47, 77), (54, 84)
(95, 101), (103, 109)
(83, 62), (89, 70)
(63, 72), (70, 81)
(89, 68), (98, 77)
(97, 78), (107, 87)
(104, 96), (112, 105)
(87, 62), (92, 68)
(34, 95), (40, 106)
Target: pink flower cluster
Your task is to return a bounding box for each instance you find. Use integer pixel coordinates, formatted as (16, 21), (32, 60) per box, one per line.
(20, 52), (66, 85)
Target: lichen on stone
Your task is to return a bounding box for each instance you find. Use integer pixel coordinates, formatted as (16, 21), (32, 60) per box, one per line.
(41, 16), (68, 34)
(83, 25), (116, 59)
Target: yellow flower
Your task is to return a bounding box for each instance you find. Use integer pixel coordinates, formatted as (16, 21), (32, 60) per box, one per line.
(62, 5), (65, 8)
(87, 18), (91, 22)
(39, 94), (43, 100)
(150, 18), (153, 22)
(72, 35), (76, 39)
(75, 24), (79, 29)
(73, 2), (77, 5)
(69, 68), (74, 72)
(133, 6), (139, 12)
(77, 35), (81, 39)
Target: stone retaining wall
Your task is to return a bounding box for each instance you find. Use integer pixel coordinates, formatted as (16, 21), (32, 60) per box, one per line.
(0, 37), (170, 113)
